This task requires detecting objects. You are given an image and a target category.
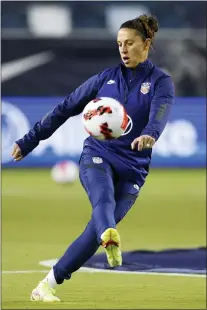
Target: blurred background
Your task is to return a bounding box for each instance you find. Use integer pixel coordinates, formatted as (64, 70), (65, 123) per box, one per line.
(2, 0), (206, 169)
(2, 2), (206, 308)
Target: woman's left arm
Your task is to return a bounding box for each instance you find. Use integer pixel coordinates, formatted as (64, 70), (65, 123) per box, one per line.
(131, 76), (175, 151)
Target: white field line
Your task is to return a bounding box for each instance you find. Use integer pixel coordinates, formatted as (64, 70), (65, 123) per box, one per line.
(3, 270), (48, 274)
(2, 268), (206, 278)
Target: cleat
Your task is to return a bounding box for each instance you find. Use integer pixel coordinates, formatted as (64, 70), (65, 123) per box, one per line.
(101, 228), (122, 267)
(30, 281), (60, 302)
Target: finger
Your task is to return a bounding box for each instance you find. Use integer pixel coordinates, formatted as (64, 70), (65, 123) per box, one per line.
(13, 147), (22, 158)
(147, 138), (155, 148)
(138, 138), (144, 151)
(12, 144), (21, 157)
(144, 138), (152, 149)
(131, 138), (138, 150)
(12, 150), (21, 159)
(11, 145), (18, 156)
(144, 137), (154, 149)
(14, 155), (23, 162)
(150, 139), (155, 148)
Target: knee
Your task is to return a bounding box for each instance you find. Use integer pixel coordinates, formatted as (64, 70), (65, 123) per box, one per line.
(115, 196), (137, 224)
(93, 192), (116, 209)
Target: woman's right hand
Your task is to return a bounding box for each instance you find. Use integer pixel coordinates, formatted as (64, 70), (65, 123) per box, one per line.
(11, 143), (23, 161)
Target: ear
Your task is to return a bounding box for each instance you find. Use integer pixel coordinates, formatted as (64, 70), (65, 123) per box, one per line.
(144, 39), (151, 50)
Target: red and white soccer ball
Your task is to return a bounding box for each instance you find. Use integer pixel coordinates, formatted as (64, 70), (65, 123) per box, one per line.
(51, 160), (79, 184)
(82, 97), (128, 140)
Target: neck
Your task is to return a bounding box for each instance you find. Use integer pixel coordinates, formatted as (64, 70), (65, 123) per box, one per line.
(132, 51), (149, 68)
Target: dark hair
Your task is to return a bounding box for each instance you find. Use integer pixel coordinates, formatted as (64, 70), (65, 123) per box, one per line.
(120, 14), (159, 45)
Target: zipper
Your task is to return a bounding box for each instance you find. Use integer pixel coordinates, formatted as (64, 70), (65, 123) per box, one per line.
(123, 73), (139, 104)
(122, 71), (129, 104)
(121, 61), (153, 104)
(124, 83), (128, 104)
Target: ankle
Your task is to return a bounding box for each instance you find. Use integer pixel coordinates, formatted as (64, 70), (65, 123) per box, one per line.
(42, 268), (57, 289)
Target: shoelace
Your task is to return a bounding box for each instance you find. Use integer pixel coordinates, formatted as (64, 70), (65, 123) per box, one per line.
(48, 287), (55, 295)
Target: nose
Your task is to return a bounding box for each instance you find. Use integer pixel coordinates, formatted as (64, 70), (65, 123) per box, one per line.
(120, 44), (128, 54)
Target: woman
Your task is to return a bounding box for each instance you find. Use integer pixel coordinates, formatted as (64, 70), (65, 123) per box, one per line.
(12, 15), (175, 302)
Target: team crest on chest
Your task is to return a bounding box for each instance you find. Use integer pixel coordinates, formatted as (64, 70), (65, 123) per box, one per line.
(140, 82), (151, 94)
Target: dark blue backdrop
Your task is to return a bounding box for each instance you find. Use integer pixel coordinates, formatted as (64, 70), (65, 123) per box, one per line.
(2, 97), (206, 168)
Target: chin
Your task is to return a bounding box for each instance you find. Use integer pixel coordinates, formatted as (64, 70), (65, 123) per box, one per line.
(125, 64), (136, 69)
(123, 61), (136, 69)
(124, 62), (132, 68)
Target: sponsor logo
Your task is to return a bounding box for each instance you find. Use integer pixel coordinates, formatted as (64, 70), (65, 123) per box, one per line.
(134, 184), (139, 191)
(92, 157), (103, 164)
(107, 80), (116, 84)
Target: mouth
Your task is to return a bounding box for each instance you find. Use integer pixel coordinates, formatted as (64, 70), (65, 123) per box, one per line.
(122, 56), (130, 62)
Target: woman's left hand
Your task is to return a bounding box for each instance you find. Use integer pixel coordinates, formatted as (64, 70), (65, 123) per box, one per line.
(131, 135), (155, 151)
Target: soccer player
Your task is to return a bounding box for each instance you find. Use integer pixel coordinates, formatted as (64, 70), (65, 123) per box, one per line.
(12, 15), (175, 302)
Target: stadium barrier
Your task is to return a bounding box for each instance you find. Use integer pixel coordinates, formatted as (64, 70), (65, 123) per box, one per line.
(2, 97), (206, 168)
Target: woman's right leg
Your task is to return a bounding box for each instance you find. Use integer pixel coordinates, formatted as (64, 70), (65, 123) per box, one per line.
(30, 176), (139, 301)
(53, 152), (119, 284)
(79, 152), (117, 240)
(53, 178), (140, 285)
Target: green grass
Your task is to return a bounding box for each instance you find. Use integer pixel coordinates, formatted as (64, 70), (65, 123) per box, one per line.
(2, 168), (206, 309)
(2, 273), (206, 309)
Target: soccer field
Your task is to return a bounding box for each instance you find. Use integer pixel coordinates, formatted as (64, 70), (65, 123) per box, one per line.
(2, 168), (206, 309)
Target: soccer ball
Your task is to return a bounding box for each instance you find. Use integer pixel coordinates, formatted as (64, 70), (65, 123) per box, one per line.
(51, 160), (79, 184)
(82, 97), (128, 140)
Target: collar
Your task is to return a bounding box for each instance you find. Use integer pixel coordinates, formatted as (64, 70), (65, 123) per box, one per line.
(120, 59), (152, 74)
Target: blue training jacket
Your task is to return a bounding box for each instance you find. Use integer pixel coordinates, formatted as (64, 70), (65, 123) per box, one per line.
(16, 59), (175, 187)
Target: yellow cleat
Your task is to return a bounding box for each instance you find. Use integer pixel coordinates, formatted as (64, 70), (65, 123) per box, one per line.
(101, 228), (122, 267)
(30, 281), (60, 302)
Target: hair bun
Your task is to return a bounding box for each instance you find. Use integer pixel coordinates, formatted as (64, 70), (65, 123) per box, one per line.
(120, 14), (158, 44)
(147, 16), (159, 33)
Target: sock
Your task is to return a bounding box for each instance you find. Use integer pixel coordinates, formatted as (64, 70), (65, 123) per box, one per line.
(42, 268), (57, 289)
